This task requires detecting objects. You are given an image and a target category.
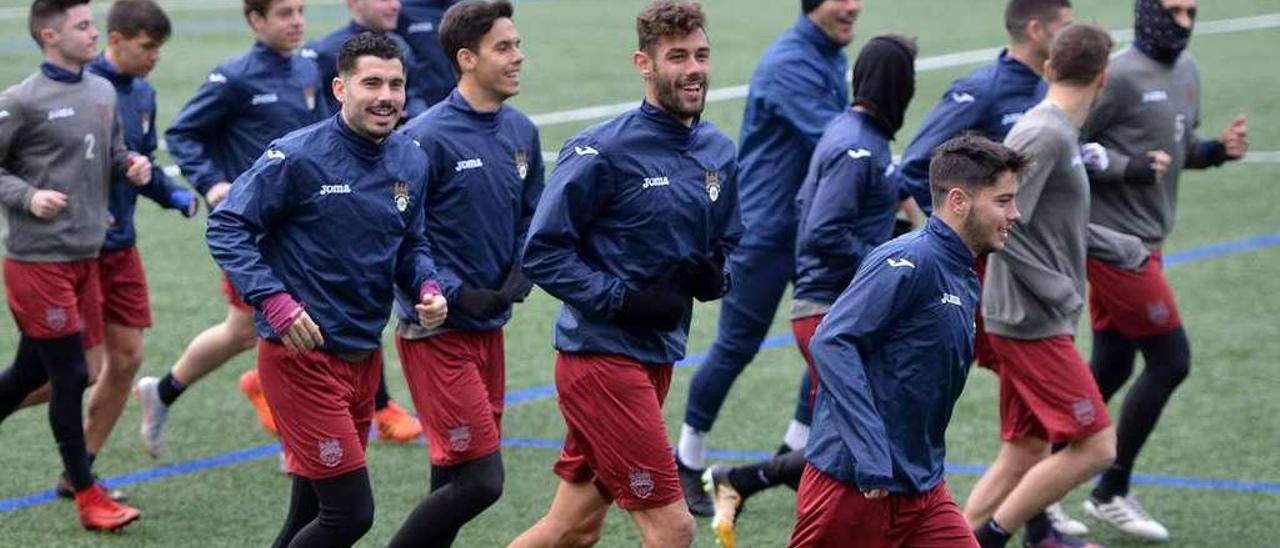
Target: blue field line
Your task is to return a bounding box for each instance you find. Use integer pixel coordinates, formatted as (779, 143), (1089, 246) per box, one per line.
(2, 231), (1279, 514)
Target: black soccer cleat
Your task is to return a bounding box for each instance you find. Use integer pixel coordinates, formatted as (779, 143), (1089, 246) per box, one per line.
(676, 457), (714, 517)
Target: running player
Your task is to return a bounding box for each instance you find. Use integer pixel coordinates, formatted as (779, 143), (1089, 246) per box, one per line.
(206, 33), (447, 547)
(703, 33), (917, 547)
(388, 1), (542, 545)
(1075, 0), (1247, 539)
(678, 0), (860, 516)
(510, 2), (740, 546)
(0, 0), (150, 530)
(963, 24), (1132, 548)
(309, 0), (424, 117)
(790, 134), (1026, 548)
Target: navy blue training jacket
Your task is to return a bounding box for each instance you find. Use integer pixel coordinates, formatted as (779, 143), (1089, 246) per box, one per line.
(86, 55), (195, 250)
(794, 110), (898, 305)
(805, 216), (978, 493)
(522, 101), (743, 365)
(395, 89), (544, 331)
(895, 50), (1045, 212)
(736, 15), (849, 251)
(166, 41), (324, 196)
(207, 115), (439, 352)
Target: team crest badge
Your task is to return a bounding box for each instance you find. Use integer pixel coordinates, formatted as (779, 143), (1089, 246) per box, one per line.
(448, 426), (472, 452)
(1146, 301), (1171, 326)
(140, 112), (151, 135)
(303, 87), (316, 111)
(705, 170), (721, 202)
(318, 438), (343, 468)
(45, 308), (67, 331)
(393, 181), (410, 212)
(515, 150), (529, 180)
(628, 470), (655, 499)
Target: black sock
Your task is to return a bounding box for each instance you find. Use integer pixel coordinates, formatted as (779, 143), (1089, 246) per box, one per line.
(157, 372), (187, 406)
(282, 468), (375, 548)
(974, 519), (1011, 548)
(727, 448), (805, 499)
(374, 369), (391, 411)
(34, 334), (93, 491)
(273, 475), (321, 548)
(389, 452), (504, 548)
(0, 336), (49, 422)
(1024, 511), (1052, 542)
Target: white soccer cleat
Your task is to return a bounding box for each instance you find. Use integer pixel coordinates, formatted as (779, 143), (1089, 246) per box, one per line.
(134, 376), (170, 459)
(1046, 502), (1090, 536)
(1083, 495), (1170, 542)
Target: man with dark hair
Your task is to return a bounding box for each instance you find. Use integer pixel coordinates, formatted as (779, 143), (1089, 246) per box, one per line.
(788, 135), (1025, 548)
(1075, 0), (1247, 540)
(678, 0), (860, 517)
(703, 33), (917, 548)
(308, 0), (424, 117)
(387, 1), (541, 545)
(135, 0), (324, 457)
(511, 2), (740, 546)
(398, 0), (463, 107)
(0, 0), (150, 531)
(208, 32), (448, 548)
(964, 24), (1135, 548)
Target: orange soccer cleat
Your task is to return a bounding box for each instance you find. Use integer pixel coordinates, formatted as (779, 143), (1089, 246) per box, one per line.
(76, 484), (140, 532)
(374, 401), (423, 443)
(238, 369), (278, 435)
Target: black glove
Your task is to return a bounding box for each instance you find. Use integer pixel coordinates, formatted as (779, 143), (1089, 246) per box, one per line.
(676, 252), (726, 302)
(614, 268), (685, 331)
(453, 288), (508, 320)
(497, 265), (534, 303)
(1123, 157), (1158, 185)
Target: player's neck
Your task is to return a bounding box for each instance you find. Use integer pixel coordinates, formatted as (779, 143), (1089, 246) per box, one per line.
(1044, 86), (1094, 128)
(642, 94), (695, 127)
(457, 79), (504, 113)
(43, 51), (85, 74)
(1007, 42), (1045, 76)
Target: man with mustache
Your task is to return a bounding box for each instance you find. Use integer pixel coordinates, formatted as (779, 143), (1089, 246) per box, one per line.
(309, 0), (425, 118)
(207, 33), (448, 548)
(511, 2), (740, 546)
(1075, 0), (1247, 540)
(136, 0), (323, 458)
(965, 24), (1139, 548)
(789, 134), (1025, 548)
(678, 0), (860, 517)
(0, 0), (152, 531)
(388, 1), (543, 545)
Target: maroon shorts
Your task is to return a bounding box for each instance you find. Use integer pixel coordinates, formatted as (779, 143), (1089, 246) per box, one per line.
(552, 352), (680, 511)
(397, 330), (505, 466)
(4, 258), (103, 348)
(990, 334), (1111, 443)
(220, 274), (253, 312)
(790, 464), (978, 548)
(257, 340), (381, 480)
(98, 246), (152, 328)
(792, 314), (825, 408)
(1088, 249), (1181, 338)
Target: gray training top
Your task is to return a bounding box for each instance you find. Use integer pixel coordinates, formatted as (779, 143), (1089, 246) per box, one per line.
(1082, 46), (1210, 247)
(0, 69), (128, 262)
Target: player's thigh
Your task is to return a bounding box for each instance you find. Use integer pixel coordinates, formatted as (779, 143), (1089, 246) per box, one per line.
(629, 499), (694, 547)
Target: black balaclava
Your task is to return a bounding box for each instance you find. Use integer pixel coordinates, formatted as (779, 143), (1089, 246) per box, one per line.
(1134, 0), (1193, 64)
(802, 0), (824, 14)
(851, 36), (916, 137)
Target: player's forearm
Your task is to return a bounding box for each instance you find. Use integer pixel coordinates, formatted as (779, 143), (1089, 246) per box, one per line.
(810, 335), (895, 489)
(0, 173), (36, 210)
(522, 250), (625, 319)
(1184, 138), (1228, 169)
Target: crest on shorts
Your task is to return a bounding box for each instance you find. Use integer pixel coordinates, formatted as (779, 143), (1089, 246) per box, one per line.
(628, 469), (655, 499)
(515, 150), (529, 180)
(1071, 399), (1096, 426)
(1146, 301), (1171, 327)
(318, 438), (344, 468)
(393, 181), (410, 212)
(140, 112), (151, 135)
(303, 87), (317, 111)
(705, 170), (721, 202)
(448, 425), (472, 452)
(45, 307), (67, 331)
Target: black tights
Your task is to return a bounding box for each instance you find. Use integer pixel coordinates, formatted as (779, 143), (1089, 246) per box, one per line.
(1090, 327), (1191, 498)
(0, 334), (93, 490)
(273, 468), (375, 548)
(728, 448), (806, 500)
(388, 451), (504, 548)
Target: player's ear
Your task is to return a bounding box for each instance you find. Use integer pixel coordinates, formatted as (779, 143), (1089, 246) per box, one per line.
(38, 27), (58, 50)
(946, 186), (971, 216)
(331, 75), (345, 105)
(457, 47), (477, 74)
(633, 49), (653, 80)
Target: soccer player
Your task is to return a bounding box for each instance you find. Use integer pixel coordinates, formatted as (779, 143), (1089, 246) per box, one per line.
(0, 0), (150, 530)
(207, 33), (447, 548)
(1075, 0), (1247, 539)
(510, 2), (740, 546)
(398, 0), (463, 107)
(789, 135), (1026, 548)
(388, 1), (542, 545)
(678, 0), (859, 516)
(49, 0), (197, 499)
(963, 24), (1131, 548)
(309, 0), (425, 117)
(704, 33), (917, 547)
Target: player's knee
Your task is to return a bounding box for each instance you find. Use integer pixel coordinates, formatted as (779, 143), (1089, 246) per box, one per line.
(229, 323), (258, 350)
(107, 348), (144, 379)
(1081, 428), (1117, 472)
(644, 511), (694, 548)
(50, 361), (90, 393)
(473, 470), (504, 509)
